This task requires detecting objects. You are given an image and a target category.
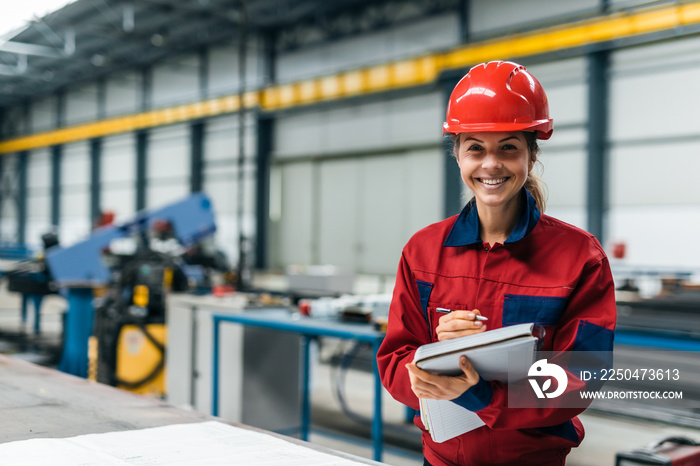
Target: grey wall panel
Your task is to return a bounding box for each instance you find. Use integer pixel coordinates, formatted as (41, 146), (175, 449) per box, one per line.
(404, 149), (443, 236)
(607, 38), (700, 267)
(360, 151), (443, 274)
(65, 84), (99, 126)
(469, 0), (599, 37)
(27, 148), (51, 191)
(101, 188), (136, 223)
(208, 40), (266, 97)
(148, 124), (190, 180)
(203, 114), (258, 264)
(105, 72), (140, 118)
(610, 67), (700, 141)
(274, 92), (442, 159)
(273, 112), (324, 158)
(152, 56), (200, 108)
(273, 148), (443, 274)
(26, 193), (52, 248)
(102, 134), (136, 184)
(26, 148), (52, 247)
(60, 142), (91, 245)
(318, 159), (360, 270)
(610, 37), (700, 142)
(147, 124), (190, 208)
(538, 149), (586, 227)
(609, 142), (700, 206)
(30, 98), (55, 133)
(608, 207), (700, 268)
(0, 154), (19, 241)
(275, 162), (314, 267)
(277, 14), (459, 82)
(101, 134), (136, 221)
(204, 114), (257, 163)
(203, 164), (257, 266)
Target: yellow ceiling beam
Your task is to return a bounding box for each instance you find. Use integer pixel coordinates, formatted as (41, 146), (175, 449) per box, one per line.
(2, 2), (700, 154)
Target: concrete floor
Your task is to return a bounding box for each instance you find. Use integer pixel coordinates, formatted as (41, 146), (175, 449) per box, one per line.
(1, 281), (700, 466)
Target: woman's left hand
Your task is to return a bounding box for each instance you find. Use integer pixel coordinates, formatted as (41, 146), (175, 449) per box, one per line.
(406, 356), (480, 400)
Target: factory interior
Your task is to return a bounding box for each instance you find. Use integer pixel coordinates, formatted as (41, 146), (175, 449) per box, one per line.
(1, 0), (700, 465)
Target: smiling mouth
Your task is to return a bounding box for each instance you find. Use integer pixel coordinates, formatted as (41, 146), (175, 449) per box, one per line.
(477, 177), (508, 186)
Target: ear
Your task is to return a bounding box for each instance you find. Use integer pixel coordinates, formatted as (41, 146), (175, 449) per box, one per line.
(528, 153), (536, 172)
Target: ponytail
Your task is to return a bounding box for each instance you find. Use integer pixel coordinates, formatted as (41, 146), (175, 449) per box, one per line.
(523, 132), (547, 213)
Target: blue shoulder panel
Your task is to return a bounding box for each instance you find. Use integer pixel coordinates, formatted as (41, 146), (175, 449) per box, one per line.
(415, 280), (433, 325)
(502, 294), (568, 326)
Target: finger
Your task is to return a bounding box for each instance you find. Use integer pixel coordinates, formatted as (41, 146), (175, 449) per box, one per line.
(440, 310), (473, 322)
(459, 356), (480, 384)
(437, 318), (484, 334)
(405, 363), (438, 388)
(436, 325), (487, 341)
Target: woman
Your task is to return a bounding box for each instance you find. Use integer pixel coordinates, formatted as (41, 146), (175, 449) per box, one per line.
(376, 61), (617, 466)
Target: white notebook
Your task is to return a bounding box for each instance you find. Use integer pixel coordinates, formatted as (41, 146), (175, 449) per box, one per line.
(414, 323), (540, 443)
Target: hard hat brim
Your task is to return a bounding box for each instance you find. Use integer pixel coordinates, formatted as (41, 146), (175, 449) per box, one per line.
(442, 120), (554, 140)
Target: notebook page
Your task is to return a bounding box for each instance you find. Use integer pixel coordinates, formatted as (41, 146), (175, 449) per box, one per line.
(422, 398), (485, 443)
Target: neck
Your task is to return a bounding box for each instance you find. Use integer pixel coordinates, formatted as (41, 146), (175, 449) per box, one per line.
(475, 194), (522, 245)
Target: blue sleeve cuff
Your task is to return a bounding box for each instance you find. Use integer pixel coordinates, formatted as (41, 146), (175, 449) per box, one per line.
(450, 378), (493, 412)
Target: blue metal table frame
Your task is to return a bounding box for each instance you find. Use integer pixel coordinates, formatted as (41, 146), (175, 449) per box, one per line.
(211, 309), (386, 462)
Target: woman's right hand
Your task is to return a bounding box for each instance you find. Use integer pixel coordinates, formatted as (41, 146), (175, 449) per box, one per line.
(435, 309), (487, 341)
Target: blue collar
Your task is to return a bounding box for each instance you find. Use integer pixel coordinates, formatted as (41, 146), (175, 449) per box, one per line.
(443, 189), (541, 247)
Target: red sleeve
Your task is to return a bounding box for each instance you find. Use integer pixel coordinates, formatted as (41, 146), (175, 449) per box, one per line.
(455, 254), (617, 429)
(376, 251), (430, 410)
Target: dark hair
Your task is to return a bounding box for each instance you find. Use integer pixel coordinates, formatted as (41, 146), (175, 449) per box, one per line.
(450, 131), (547, 212)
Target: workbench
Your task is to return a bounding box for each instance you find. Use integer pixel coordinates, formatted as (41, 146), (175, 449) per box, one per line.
(0, 354), (381, 465)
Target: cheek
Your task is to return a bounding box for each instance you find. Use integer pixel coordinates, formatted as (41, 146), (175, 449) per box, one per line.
(458, 161), (475, 185)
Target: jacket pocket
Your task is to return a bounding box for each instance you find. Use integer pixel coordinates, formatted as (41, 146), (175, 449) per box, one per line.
(502, 294), (567, 326)
(426, 303), (469, 342)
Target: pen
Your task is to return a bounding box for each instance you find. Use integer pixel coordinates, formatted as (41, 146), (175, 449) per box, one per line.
(436, 308), (488, 321)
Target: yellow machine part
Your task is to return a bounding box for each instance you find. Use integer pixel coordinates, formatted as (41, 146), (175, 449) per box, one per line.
(115, 324), (167, 398)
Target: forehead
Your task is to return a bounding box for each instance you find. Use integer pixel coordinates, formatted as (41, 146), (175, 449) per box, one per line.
(458, 131), (525, 144)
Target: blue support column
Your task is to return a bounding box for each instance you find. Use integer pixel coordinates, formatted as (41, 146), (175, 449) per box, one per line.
(586, 50), (610, 244)
(190, 122), (204, 193)
(212, 316), (221, 417)
(372, 340), (384, 462)
(255, 115), (273, 269)
(301, 335), (312, 441)
(17, 151), (28, 244)
(136, 131), (148, 211)
(90, 138), (102, 224)
(58, 288), (95, 377)
(50, 145), (62, 228)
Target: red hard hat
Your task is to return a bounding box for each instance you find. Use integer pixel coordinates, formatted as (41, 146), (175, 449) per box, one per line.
(443, 61), (553, 140)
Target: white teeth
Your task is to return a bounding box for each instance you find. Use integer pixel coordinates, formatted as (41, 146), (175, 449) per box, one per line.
(480, 178), (506, 185)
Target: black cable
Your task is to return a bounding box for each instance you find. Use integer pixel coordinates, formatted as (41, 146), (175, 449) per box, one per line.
(333, 340), (373, 426)
(113, 323), (165, 390)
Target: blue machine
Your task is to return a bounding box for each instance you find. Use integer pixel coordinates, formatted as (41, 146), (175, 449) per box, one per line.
(44, 193), (217, 377)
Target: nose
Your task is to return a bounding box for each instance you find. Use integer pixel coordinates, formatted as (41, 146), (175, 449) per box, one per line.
(481, 150), (502, 169)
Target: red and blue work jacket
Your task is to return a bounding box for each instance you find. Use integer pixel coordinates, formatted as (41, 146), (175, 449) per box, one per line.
(377, 189), (617, 466)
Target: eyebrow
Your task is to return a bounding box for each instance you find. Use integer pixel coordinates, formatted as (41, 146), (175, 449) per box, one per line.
(462, 136), (521, 143)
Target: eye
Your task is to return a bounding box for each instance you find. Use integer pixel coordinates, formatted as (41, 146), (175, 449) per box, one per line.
(467, 144), (483, 151)
(501, 143), (518, 150)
